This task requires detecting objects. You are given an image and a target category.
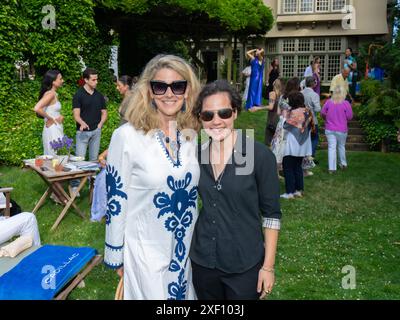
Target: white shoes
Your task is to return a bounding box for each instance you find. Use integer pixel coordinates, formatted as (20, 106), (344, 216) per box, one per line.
(294, 190), (303, 198)
(280, 193), (294, 199)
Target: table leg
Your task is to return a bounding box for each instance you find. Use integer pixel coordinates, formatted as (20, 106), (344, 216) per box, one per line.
(53, 182), (86, 219)
(50, 177), (87, 231)
(32, 187), (51, 214)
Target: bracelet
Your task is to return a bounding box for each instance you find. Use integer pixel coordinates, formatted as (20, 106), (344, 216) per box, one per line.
(261, 266), (275, 273)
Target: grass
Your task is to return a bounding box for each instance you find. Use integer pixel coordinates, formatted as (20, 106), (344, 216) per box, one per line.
(0, 109), (399, 299)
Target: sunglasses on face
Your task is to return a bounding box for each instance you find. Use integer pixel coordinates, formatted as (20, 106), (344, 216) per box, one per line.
(150, 80), (187, 95)
(199, 108), (234, 122)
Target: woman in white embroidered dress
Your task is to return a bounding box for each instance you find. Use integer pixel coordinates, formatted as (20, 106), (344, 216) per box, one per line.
(104, 55), (201, 300)
(34, 70), (65, 155)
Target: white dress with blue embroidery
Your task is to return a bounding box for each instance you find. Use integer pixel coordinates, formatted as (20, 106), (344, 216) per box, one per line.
(104, 123), (199, 300)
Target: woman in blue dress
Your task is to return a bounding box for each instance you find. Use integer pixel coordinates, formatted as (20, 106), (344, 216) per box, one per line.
(245, 48), (265, 111)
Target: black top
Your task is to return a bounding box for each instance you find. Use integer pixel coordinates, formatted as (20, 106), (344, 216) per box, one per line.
(72, 87), (106, 131)
(190, 130), (281, 273)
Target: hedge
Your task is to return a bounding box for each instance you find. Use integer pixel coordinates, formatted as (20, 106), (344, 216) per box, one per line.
(0, 80), (121, 166)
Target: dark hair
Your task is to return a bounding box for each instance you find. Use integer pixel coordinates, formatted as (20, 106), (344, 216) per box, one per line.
(283, 77), (300, 98)
(83, 68), (98, 80)
(39, 70), (61, 100)
(118, 75), (133, 89)
(271, 58), (279, 70)
(288, 91), (305, 110)
(193, 80), (242, 117)
(305, 76), (316, 88)
(347, 47), (353, 53)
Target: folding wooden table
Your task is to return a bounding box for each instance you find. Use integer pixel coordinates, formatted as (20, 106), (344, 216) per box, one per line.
(24, 160), (97, 231)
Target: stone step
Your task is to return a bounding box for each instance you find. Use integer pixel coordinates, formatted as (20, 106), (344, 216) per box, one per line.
(321, 134), (365, 143)
(320, 127), (364, 135)
(347, 121), (362, 128)
(320, 142), (370, 151)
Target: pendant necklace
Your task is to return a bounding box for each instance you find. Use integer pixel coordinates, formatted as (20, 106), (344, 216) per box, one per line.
(210, 146), (228, 191)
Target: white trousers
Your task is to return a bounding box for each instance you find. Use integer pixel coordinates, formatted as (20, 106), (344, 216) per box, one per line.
(325, 130), (348, 171)
(0, 212), (41, 246)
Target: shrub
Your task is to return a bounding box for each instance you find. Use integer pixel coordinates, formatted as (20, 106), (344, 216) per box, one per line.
(358, 88), (400, 151)
(0, 80), (122, 166)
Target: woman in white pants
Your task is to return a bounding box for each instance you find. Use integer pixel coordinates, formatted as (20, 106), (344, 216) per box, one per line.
(321, 86), (353, 173)
(0, 212), (41, 246)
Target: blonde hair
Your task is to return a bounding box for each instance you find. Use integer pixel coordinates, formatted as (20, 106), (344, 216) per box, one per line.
(331, 85), (346, 104)
(124, 54), (201, 135)
(273, 78), (284, 97)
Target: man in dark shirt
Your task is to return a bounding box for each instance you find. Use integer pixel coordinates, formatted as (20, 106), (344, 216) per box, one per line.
(72, 68), (107, 161)
(71, 68), (107, 192)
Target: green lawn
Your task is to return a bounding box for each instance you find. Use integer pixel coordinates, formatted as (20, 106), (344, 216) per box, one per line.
(1, 110), (399, 299)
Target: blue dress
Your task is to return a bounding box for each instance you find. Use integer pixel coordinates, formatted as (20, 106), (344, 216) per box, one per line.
(245, 58), (265, 110)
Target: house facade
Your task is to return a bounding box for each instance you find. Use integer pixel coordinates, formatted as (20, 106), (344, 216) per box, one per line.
(262, 0), (389, 84)
(200, 0), (389, 86)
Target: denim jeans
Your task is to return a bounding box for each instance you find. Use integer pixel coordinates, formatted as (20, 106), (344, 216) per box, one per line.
(325, 130), (348, 171)
(282, 156), (304, 194)
(71, 128), (102, 188)
(311, 125), (319, 157)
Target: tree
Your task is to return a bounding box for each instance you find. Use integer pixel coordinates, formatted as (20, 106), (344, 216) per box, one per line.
(96, 0), (274, 77)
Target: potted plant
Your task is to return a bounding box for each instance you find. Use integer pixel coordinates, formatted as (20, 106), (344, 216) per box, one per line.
(49, 135), (74, 167)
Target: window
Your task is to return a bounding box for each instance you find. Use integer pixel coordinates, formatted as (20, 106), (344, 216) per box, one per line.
(329, 38), (342, 51)
(313, 38), (326, 52)
(316, 0), (329, 12)
(332, 0), (346, 11)
(283, 39), (296, 52)
(328, 55), (341, 80)
(283, 0), (297, 13)
(298, 55), (311, 78)
(267, 41), (277, 53)
(299, 39), (311, 52)
(299, 0), (313, 13)
(282, 56), (295, 78)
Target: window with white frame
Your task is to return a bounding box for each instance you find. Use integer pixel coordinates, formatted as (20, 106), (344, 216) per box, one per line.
(329, 38), (342, 51)
(283, 0), (298, 13)
(328, 55), (341, 79)
(282, 56), (295, 78)
(299, 0), (313, 13)
(316, 0), (329, 12)
(283, 39), (296, 52)
(298, 55), (311, 78)
(267, 41), (277, 54)
(313, 38), (326, 52)
(332, 0), (346, 11)
(276, 37), (345, 83)
(299, 39), (311, 52)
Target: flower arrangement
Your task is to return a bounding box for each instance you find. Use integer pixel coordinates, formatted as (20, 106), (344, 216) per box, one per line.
(49, 135), (74, 164)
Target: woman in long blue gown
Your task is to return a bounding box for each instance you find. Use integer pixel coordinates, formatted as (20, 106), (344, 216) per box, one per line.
(245, 48), (265, 110)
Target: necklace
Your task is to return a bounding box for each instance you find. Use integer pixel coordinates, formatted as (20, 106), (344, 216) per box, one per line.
(157, 130), (180, 165)
(212, 164), (226, 191)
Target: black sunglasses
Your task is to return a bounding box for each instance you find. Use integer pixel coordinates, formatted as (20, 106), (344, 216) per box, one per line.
(199, 108), (234, 122)
(150, 80), (187, 95)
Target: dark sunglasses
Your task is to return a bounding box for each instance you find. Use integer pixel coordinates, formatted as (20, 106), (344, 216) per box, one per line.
(150, 80), (187, 95)
(199, 108), (234, 122)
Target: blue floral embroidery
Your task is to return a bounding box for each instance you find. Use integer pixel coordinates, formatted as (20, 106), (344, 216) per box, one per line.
(105, 164), (128, 225)
(153, 172), (197, 300)
(167, 269), (187, 300)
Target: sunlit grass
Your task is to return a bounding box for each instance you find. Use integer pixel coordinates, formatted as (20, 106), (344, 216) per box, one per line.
(0, 109), (399, 299)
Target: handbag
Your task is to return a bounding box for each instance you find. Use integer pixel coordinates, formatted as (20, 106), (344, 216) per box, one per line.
(302, 156), (316, 170)
(115, 276), (124, 300)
